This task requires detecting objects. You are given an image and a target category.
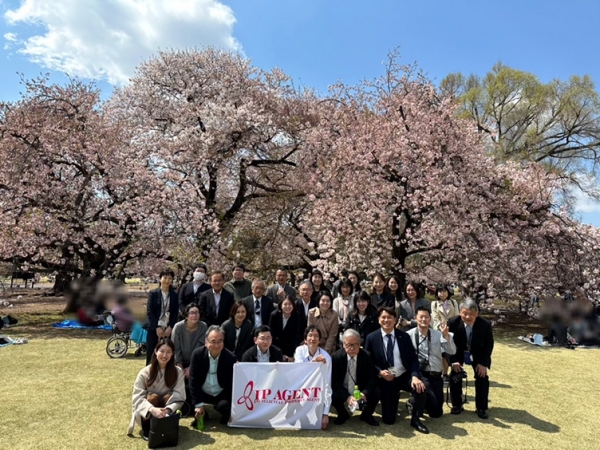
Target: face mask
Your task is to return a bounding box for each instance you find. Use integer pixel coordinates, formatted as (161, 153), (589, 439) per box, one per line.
(193, 272), (206, 282)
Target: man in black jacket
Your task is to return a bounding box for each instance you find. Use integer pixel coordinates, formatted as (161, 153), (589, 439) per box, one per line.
(242, 279), (275, 330)
(447, 299), (494, 419)
(178, 264), (210, 314)
(241, 325), (284, 362)
(331, 329), (380, 426)
(189, 325), (237, 424)
(199, 271), (235, 326)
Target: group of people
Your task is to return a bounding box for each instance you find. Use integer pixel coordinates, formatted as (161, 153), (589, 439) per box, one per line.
(131, 265), (495, 439)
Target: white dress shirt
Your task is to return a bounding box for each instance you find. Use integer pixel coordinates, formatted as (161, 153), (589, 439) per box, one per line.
(293, 345), (332, 414)
(380, 328), (404, 376)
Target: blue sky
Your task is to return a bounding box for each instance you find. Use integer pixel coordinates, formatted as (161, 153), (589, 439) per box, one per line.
(2, 0), (600, 223)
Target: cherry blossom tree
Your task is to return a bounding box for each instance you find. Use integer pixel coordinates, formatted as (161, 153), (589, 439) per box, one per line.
(111, 48), (316, 273)
(297, 56), (600, 303)
(0, 76), (189, 290)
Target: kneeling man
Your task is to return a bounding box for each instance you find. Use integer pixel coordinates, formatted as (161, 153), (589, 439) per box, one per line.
(331, 329), (380, 426)
(189, 325), (237, 424)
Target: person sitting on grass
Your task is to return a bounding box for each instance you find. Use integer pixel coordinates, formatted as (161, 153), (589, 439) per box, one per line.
(128, 338), (185, 440)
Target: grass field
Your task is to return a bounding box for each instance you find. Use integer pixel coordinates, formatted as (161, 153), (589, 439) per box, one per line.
(1, 291), (598, 450)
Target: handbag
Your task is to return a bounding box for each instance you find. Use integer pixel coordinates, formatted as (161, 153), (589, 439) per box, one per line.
(148, 411), (180, 449)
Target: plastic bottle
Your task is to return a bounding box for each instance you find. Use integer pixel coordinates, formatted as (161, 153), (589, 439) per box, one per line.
(353, 386), (361, 400)
(196, 414), (205, 431)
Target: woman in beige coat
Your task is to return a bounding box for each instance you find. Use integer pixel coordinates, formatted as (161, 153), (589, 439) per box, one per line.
(308, 291), (339, 355)
(128, 339), (186, 440)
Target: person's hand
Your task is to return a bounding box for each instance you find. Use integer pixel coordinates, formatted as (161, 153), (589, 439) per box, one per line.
(312, 355), (326, 364)
(451, 362), (463, 373)
(164, 326), (172, 338)
(184, 367), (190, 379)
(156, 328), (164, 338)
(277, 288), (285, 300)
(347, 396), (357, 408)
(195, 407), (205, 417)
(411, 376), (426, 393)
(321, 414), (329, 430)
(440, 322), (449, 339)
(401, 319), (410, 327)
(150, 407), (168, 418)
(380, 370), (394, 381)
(475, 364), (488, 378)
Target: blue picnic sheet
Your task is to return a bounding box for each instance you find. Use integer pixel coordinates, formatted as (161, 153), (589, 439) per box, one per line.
(52, 319), (112, 330)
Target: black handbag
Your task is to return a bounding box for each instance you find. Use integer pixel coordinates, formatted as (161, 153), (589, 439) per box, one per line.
(148, 412), (180, 449)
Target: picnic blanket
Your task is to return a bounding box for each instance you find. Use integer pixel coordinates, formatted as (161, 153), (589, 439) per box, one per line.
(518, 334), (549, 346)
(52, 319), (112, 330)
(0, 335), (28, 347)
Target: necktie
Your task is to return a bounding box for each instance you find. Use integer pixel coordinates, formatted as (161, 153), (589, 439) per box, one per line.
(255, 299), (261, 316)
(386, 334), (394, 367)
(466, 325), (472, 348)
(348, 357), (356, 395)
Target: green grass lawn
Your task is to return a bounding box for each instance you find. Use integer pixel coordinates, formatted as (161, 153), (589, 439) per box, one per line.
(1, 329), (598, 450)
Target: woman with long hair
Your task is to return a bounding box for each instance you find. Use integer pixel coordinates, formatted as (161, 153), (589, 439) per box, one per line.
(347, 271), (361, 294)
(398, 280), (430, 330)
(222, 301), (253, 361)
(343, 290), (379, 346)
(128, 339), (185, 439)
(388, 275), (403, 309)
(332, 279), (354, 327)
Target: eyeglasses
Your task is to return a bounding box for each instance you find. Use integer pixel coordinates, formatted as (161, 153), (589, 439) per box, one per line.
(207, 340), (224, 345)
(343, 343), (360, 349)
(187, 311), (200, 316)
(257, 336), (272, 341)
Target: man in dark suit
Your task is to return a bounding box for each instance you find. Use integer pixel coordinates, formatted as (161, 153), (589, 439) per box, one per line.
(266, 268), (297, 304)
(178, 264), (210, 314)
(241, 325), (284, 362)
(199, 271), (235, 326)
(364, 306), (429, 433)
(331, 329), (380, 426)
(447, 299), (494, 419)
(242, 279), (275, 330)
(189, 325), (237, 424)
(296, 280), (317, 336)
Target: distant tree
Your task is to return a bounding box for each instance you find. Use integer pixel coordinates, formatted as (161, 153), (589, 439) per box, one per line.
(440, 62), (600, 201)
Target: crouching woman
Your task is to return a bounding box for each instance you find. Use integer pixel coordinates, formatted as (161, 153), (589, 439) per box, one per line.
(128, 339), (186, 439)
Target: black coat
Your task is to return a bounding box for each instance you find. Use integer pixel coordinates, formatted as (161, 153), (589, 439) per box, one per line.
(343, 312), (380, 346)
(370, 292), (396, 309)
(447, 315), (494, 368)
(241, 344), (284, 363)
(199, 289), (235, 326)
(269, 310), (300, 356)
(222, 318), (254, 361)
(189, 346), (236, 405)
(296, 298), (317, 334)
(178, 281), (211, 312)
(364, 328), (421, 379)
(146, 288), (179, 331)
(242, 295), (276, 328)
(331, 347), (378, 401)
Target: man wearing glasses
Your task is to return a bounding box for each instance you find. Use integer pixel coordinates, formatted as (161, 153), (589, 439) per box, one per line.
(189, 325), (237, 425)
(331, 329), (380, 426)
(241, 325), (284, 362)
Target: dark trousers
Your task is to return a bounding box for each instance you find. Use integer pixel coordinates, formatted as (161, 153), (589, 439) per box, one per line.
(203, 391), (232, 423)
(421, 373), (444, 418)
(378, 372), (426, 425)
(450, 366), (489, 411)
(332, 387), (380, 420)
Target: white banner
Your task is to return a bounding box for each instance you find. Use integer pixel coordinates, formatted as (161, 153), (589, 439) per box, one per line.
(230, 362), (326, 429)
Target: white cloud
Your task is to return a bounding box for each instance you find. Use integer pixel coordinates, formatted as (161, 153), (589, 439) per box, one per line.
(574, 192), (600, 213)
(4, 0), (240, 85)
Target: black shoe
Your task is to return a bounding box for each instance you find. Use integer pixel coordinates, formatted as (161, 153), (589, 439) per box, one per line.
(334, 413), (350, 425)
(451, 406), (464, 415)
(410, 418), (430, 434)
(359, 415), (379, 426)
(477, 409), (489, 419)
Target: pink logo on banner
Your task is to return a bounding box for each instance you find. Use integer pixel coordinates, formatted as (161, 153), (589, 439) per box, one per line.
(237, 381), (254, 411)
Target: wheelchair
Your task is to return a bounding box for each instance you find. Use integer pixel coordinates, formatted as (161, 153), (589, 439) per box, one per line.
(105, 314), (147, 358)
